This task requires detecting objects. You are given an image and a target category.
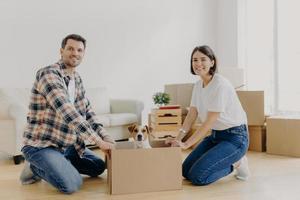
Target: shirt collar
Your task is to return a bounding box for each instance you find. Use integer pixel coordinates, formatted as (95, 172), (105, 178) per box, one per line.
(57, 60), (76, 79)
(56, 60), (80, 87)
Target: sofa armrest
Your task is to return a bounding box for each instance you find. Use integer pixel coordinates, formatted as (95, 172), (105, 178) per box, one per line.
(8, 104), (27, 155)
(110, 99), (144, 124)
(0, 120), (16, 155)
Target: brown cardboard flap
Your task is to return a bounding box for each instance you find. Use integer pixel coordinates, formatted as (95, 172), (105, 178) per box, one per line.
(115, 141), (136, 149)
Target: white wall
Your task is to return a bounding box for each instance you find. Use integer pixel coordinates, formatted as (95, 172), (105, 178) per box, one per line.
(0, 0), (219, 124)
(215, 0), (245, 89)
(216, 0), (238, 68)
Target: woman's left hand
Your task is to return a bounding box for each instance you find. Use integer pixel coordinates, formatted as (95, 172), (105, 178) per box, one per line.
(170, 139), (189, 150)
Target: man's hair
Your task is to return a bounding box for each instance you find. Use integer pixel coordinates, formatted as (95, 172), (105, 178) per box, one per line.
(61, 34), (86, 49)
(190, 45), (217, 76)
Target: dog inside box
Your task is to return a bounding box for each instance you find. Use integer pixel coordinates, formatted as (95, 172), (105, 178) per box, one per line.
(107, 140), (182, 195)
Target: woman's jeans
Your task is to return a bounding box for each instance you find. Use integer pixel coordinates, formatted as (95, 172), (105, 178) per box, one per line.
(183, 124), (249, 185)
(21, 145), (106, 193)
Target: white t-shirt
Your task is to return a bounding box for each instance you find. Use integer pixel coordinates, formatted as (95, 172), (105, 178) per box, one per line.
(190, 74), (247, 130)
(67, 78), (76, 104)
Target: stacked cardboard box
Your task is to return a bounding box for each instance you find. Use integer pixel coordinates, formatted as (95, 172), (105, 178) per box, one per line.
(237, 91), (266, 152)
(248, 125), (266, 152)
(267, 116), (300, 157)
(236, 91), (265, 125)
(107, 140), (182, 194)
(164, 83), (194, 116)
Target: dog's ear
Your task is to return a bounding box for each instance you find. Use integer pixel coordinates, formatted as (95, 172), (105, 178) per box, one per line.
(128, 124), (137, 133)
(145, 125), (153, 133)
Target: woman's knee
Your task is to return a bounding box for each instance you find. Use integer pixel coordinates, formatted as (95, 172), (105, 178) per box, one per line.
(188, 173), (209, 186)
(182, 162), (191, 179)
(186, 169), (210, 186)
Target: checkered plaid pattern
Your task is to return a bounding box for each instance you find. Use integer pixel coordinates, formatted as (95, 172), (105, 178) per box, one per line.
(23, 61), (108, 156)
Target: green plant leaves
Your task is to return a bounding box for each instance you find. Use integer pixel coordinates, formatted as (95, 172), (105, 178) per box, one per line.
(152, 92), (171, 106)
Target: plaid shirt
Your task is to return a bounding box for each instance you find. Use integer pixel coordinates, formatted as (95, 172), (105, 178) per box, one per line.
(23, 61), (107, 156)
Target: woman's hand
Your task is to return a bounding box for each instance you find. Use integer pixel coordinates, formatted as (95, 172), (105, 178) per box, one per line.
(172, 140), (189, 150)
(165, 138), (188, 150)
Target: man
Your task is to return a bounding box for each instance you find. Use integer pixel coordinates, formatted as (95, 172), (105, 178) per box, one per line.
(20, 34), (115, 194)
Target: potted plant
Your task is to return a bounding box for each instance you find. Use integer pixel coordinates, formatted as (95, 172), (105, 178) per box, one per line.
(152, 92), (171, 107)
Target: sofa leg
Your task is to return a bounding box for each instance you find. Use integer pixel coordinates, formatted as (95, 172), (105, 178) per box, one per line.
(13, 155), (24, 165)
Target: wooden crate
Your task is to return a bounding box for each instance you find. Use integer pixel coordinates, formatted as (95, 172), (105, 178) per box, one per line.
(149, 131), (179, 141)
(150, 108), (182, 131)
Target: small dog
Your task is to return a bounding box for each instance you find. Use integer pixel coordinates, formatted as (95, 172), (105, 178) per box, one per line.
(128, 124), (152, 149)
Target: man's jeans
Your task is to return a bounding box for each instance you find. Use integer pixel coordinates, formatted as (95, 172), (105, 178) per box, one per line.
(183, 124), (249, 185)
(21, 145), (106, 193)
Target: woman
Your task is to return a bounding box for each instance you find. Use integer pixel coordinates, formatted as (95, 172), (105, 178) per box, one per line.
(168, 45), (250, 185)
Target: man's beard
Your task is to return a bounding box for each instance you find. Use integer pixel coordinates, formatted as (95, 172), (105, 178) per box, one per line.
(66, 58), (81, 68)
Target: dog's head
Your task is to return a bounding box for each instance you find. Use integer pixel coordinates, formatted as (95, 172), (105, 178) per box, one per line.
(128, 124), (152, 142)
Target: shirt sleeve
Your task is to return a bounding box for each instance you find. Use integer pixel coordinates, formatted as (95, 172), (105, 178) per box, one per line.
(36, 68), (102, 145)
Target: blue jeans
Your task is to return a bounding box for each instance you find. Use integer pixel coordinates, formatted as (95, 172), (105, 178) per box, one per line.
(183, 124), (249, 185)
(21, 145), (106, 194)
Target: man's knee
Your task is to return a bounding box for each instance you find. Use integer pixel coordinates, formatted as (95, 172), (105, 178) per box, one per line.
(58, 176), (83, 194)
(88, 159), (106, 177)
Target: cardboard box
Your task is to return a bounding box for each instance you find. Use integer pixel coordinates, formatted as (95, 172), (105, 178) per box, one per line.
(267, 116), (300, 157)
(164, 83), (194, 115)
(107, 141), (182, 195)
(248, 125), (266, 152)
(236, 91), (265, 126)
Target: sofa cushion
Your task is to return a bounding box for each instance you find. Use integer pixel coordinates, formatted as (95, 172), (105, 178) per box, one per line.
(95, 115), (110, 128)
(97, 113), (137, 127)
(85, 87), (110, 114)
(106, 113), (137, 126)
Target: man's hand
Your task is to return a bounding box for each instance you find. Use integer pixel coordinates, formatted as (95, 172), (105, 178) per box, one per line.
(97, 140), (115, 159)
(98, 140), (115, 150)
(102, 135), (116, 145)
(100, 129), (116, 145)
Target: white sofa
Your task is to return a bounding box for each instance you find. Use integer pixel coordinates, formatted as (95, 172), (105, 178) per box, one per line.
(0, 87), (144, 164)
